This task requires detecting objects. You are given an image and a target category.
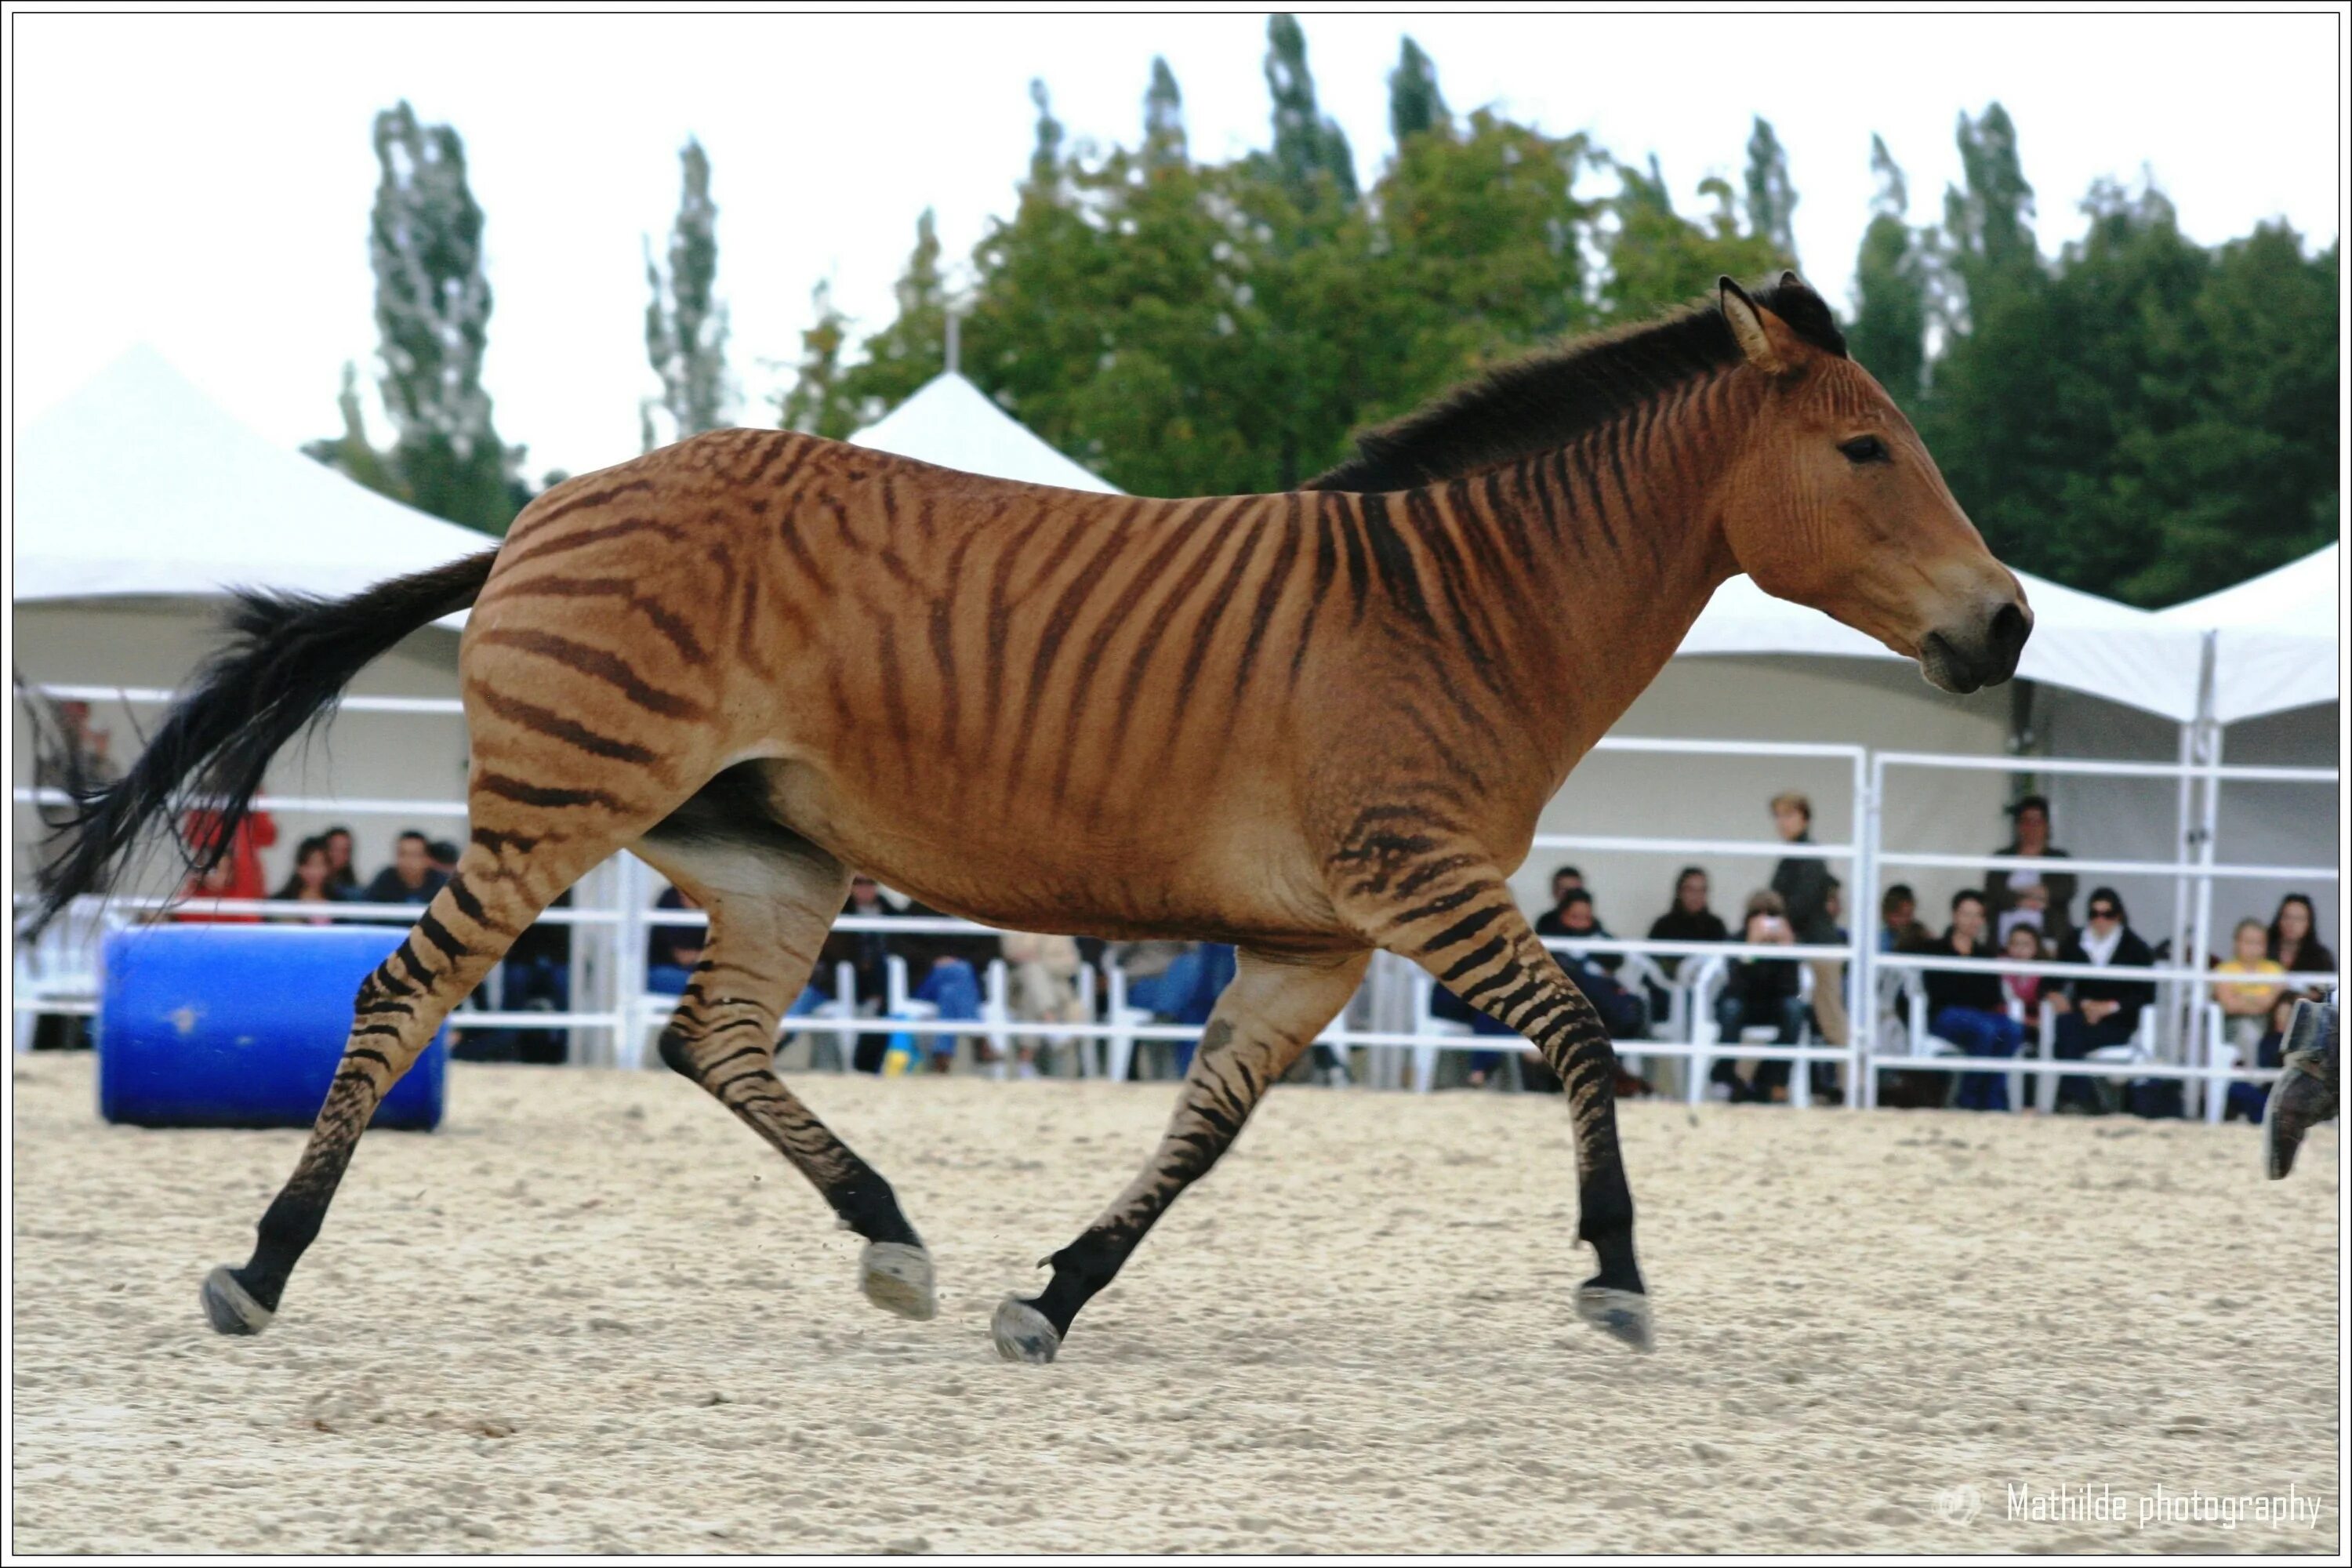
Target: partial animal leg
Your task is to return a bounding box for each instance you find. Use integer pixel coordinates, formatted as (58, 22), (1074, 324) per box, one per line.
(201, 823), (637, 1335)
(993, 946), (1368, 1363)
(633, 794), (935, 1318)
(1356, 863), (1651, 1351)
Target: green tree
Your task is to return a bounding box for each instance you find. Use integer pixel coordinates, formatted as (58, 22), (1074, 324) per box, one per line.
(643, 137), (729, 447)
(1143, 56), (1186, 169)
(1848, 134), (1930, 404)
(363, 100), (528, 534)
(1742, 115), (1798, 263)
(1601, 155), (1784, 322)
(1388, 36), (1449, 147)
(302, 360), (406, 502)
(773, 279), (857, 439)
(1264, 14), (1357, 209)
(830, 209), (953, 426)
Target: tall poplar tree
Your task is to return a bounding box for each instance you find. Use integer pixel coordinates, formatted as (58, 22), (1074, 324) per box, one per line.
(644, 137), (730, 447)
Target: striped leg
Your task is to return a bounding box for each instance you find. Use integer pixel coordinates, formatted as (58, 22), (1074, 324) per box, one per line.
(993, 946), (1368, 1363)
(200, 829), (615, 1335)
(1377, 872), (1650, 1351)
(633, 821), (933, 1319)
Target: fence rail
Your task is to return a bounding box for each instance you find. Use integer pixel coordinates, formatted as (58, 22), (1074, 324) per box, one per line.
(15, 677), (2337, 1116)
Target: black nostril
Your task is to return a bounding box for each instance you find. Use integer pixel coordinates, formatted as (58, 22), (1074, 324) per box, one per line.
(1989, 602), (2029, 658)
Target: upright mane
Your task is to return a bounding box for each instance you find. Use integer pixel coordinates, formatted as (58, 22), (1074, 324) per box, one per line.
(1306, 276), (1846, 493)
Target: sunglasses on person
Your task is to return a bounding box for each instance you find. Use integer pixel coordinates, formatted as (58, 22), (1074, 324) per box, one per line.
(2088, 905), (2120, 921)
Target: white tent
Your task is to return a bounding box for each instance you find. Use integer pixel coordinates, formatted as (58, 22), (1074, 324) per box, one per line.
(1678, 565), (2208, 721)
(13, 345), (495, 603)
(2157, 543), (2340, 724)
(10, 347), (481, 891)
(850, 372), (1120, 493)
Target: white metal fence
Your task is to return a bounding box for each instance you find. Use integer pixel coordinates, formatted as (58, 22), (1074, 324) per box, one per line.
(13, 683), (2337, 1116)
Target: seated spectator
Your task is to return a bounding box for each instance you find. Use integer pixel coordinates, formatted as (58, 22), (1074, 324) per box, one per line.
(427, 839), (462, 879)
(362, 830), (448, 913)
(268, 835), (345, 926)
(2212, 917), (2288, 1056)
(2225, 993), (2302, 1124)
(1537, 887), (1621, 972)
(1001, 931), (1087, 1079)
(2267, 894), (2337, 1000)
(819, 874), (901, 1009)
(645, 885), (706, 994)
(323, 826), (361, 895)
(1921, 889), (2026, 1112)
(2049, 887), (2157, 1114)
(173, 806), (278, 924)
(1644, 865), (1728, 1022)
(1446, 946), (1644, 1091)
(1879, 884), (1931, 953)
(891, 898), (1000, 1073)
(2001, 923), (2046, 1014)
(1648, 866), (1729, 972)
(1986, 793), (2078, 949)
(1711, 891), (1806, 1104)
(1548, 866), (1584, 904)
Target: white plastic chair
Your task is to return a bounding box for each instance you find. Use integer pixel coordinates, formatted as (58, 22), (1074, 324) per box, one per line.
(13, 896), (111, 1054)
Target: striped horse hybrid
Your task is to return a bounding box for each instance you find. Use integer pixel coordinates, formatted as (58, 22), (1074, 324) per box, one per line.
(34, 274), (2031, 1362)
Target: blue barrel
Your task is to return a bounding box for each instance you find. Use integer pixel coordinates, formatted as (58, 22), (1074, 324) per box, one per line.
(98, 925), (446, 1131)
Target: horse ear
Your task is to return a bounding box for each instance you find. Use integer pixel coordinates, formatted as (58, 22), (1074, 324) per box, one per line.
(1719, 276), (1794, 375)
(1780, 269), (1805, 293)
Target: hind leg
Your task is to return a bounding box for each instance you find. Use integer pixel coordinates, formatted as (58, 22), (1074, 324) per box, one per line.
(634, 793), (934, 1318)
(994, 946), (1368, 1363)
(201, 821), (634, 1335)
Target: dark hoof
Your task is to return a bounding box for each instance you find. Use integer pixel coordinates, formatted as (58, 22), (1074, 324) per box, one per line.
(858, 1242), (938, 1320)
(990, 1296), (1061, 1363)
(201, 1265), (273, 1336)
(1575, 1284), (1653, 1352)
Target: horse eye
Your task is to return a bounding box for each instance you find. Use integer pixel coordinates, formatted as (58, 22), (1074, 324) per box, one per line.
(1839, 434), (1889, 465)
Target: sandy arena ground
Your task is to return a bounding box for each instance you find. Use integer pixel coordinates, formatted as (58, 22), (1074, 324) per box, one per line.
(9, 1053), (2340, 1554)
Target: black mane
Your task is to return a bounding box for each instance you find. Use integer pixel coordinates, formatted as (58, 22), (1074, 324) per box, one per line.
(1306, 277), (1846, 493)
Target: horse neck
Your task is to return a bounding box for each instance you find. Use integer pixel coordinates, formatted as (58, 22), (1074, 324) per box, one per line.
(1457, 366), (1754, 778)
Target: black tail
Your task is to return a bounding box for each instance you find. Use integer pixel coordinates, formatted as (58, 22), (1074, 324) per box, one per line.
(24, 549), (499, 938)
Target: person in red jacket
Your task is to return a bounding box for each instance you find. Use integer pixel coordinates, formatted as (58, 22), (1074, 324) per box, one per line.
(173, 808), (278, 923)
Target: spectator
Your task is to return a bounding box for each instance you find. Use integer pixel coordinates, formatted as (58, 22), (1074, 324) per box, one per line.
(2225, 993), (2302, 1124)
(2049, 886), (2158, 1114)
(821, 874), (901, 1007)
(2267, 894), (2337, 998)
(1443, 944), (1643, 1091)
(2212, 917), (2288, 1057)
(488, 887), (574, 1065)
(1921, 889), (2026, 1112)
(1995, 880), (2051, 949)
(1537, 887), (1621, 972)
(1711, 890), (1806, 1103)
(1878, 884), (1931, 953)
(267, 836), (344, 926)
(427, 839), (462, 879)
(891, 898), (999, 1073)
(1768, 791), (1848, 1054)
(1645, 866), (1729, 1019)
(1648, 866), (1729, 970)
(2001, 923), (2046, 1014)
(362, 830), (448, 911)
(174, 805), (279, 923)
(322, 826), (360, 895)
(1123, 942), (1236, 1076)
(1986, 794), (2078, 949)
(1548, 866), (1584, 905)
(645, 885), (706, 994)
(1001, 931), (1087, 1079)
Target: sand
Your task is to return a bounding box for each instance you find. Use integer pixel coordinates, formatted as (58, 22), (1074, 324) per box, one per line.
(9, 1054), (2339, 1554)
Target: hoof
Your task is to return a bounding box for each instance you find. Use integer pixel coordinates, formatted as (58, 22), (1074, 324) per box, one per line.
(201, 1265), (273, 1337)
(1575, 1284), (1653, 1352)
(990, 1296), (1061, 1363)
(858, 1242), (937, 1321)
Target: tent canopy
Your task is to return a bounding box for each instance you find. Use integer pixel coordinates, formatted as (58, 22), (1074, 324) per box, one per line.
(1676, 563), (2209, 722)
(2157, 543), (2339, 723)
(13, 346), (495, 604)
(849, 372), (1120, 493)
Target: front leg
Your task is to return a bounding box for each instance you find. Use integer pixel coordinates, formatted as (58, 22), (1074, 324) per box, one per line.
(1352, 861), (1651, 1350)
(993, 946), (1370, 1363)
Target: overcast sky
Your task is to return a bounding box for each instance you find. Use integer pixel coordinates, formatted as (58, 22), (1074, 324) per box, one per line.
(10, 8), (2342, 482)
